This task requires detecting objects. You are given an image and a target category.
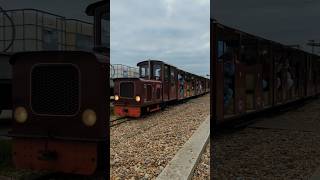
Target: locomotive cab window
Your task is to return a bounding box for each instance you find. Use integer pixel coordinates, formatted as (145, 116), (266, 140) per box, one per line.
(153, 64), (161, 80)
(140, 65), (150, 78)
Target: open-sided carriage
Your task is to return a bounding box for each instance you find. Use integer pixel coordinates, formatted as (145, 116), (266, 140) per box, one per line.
(211, 20), (320, 126)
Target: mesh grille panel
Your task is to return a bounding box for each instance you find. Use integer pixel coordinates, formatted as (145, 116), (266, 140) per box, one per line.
(120, 82), (134, 98)
(31, 64), (80, 115)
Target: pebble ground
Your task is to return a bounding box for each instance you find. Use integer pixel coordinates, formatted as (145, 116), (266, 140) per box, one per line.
(110, 94), (210, 179)
(192, 142), (210, 180)
(213, 98), (320, 179)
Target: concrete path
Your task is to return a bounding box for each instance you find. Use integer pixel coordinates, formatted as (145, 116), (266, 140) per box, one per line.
(156, 116), (210, 180)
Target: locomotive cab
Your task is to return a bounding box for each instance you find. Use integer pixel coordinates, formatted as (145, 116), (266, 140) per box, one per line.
(138, 60), (178, 102)
(138, 60), (162, 81)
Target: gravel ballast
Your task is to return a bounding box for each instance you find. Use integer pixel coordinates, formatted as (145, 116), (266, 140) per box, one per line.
(213, 98), (320, 179)
(192, 143), (210, 180)
(110, 94), (210, 179)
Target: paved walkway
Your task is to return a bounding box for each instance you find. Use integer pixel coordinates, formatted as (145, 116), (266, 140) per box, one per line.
(157, 116), (210, 180)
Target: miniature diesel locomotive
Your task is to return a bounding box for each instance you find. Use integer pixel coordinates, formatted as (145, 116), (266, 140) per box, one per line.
(113, 60), (210, 117)
(9, 1), (109, 176)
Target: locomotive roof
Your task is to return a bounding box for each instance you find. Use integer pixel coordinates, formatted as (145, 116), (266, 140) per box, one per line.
(137, 59), (174, 67)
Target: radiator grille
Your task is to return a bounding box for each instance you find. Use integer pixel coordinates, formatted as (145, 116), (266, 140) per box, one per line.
(120, 82), (134, 98)
(31, 64), (80, 115)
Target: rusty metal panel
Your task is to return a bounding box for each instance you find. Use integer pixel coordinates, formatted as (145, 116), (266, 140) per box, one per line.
(13, 138), (98, 175)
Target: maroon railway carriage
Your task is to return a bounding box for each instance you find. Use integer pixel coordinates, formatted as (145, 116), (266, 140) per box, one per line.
(9, 1), (109, 176)
(211, 20), (320, 125)
(114, 60), (209, 117)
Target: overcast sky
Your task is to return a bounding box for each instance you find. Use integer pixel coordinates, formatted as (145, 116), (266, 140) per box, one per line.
(213, 0), (320, 54)
(0, 0), (99, 22)
(111, 0), (210, 76)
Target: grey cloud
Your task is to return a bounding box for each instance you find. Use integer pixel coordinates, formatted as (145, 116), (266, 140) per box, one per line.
(111, 0), (210, 76)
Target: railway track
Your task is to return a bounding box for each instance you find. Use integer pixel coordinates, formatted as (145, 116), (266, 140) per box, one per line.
(110, 117), (130, 127)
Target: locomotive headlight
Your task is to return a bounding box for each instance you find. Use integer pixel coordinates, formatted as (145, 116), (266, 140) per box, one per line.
(135, 96), (141, 102)
(114, 95), (119, 101)
(14, 106), (28, 123)
(82, 109), (97, 127)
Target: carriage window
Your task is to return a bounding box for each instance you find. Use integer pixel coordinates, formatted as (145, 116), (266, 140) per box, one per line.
(218, 41), (226, 61)
(170, 68), (175, 86)
(164, 66), (169, 81)
(153, 64), (161, 80)
(140, 65), (149, 78)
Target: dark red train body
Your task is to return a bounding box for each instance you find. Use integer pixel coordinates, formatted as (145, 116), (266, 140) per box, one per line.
(211, 20), (320, 126)
(10, 51), (108, 175)
(113, 60), (210, 117)
(9, 1), (109, 176)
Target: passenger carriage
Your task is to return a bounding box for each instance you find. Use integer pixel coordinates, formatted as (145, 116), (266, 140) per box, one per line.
(211, 20), (320, 126)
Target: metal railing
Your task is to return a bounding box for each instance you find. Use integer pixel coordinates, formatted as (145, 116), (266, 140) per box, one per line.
(0, 8), (101, 52)
(110, 64), (139, 79)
